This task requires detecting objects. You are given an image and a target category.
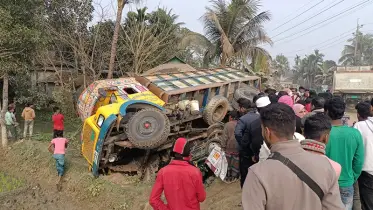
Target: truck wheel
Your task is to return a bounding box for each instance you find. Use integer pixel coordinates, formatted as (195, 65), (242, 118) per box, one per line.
(206, 138), (222, 155)
(126, 108), (170, 149)
(203, 96), (229, 125)
(231, 99), (239, 110)
(233, 87), (259, 101)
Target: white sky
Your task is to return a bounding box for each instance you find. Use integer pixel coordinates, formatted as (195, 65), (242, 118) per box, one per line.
(93, 0), (373, 65)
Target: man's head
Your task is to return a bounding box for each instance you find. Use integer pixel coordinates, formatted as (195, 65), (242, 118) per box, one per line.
(324, 97), (346, 120)
(255, 96), (271, 112)
(260, 103), (296, 147)
(277, 91), (288, 97)
(304, 113), (332, 144)
(172, 137), (191, 160)
(8, 107), (14, 113)
(27, 103), (34, 108)
(355, 102), (372, 121)
(304, 89), (310, 97)
(264, 88), (276, 95)
(237, 98), (251, 114)
(228, 111), (239, 121)
(53, 107), (60, 113)
(55, 131), (64, 138)
(312, 97), (325, 110)
(268, 94), (279, 103)
(299, 86), (305, 93)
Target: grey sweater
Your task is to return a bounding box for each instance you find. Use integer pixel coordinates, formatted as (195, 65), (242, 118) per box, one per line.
(242, 140), (344, 210)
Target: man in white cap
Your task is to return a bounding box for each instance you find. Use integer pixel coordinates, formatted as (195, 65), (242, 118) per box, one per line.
(250, 96), (271, 161)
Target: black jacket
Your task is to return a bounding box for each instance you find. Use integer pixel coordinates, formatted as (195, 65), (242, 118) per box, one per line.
(234, 111), (263, 157)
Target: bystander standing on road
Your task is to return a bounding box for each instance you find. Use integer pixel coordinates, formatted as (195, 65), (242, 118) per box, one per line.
(221, 111), (240, 182)
(52, 107), (64, 138)
(354, 102), (373, 210)
(302, 114), (341, 178)
(149, 138), (206, 210)
(325, 97), (364, 210)
(302, 96), (326, 126)
(5, 107), (17, 140)
(242, 103), (344, 210)
(234, 98), (259, 188)
(22, 103), (35, 140)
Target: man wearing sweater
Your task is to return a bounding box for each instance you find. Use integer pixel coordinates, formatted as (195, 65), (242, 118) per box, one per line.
(325, 97), (364, 210)
(354, 102), (373, 210)
(22, 103), (36, 140)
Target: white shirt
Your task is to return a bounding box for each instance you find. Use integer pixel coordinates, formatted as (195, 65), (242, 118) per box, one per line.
(354, 117), (373, 175)
(259, 132), (305, 162)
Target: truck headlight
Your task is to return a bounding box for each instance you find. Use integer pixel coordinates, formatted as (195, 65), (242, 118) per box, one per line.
(97, 115), (105, 127)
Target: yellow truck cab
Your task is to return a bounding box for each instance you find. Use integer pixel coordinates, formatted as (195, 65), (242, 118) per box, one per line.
(78, 78), (164, 175)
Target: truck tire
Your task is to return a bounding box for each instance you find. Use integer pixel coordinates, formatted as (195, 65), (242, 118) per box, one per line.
(231, 99), (239, 110)
(206, 138), (223, 155)
(203, 96), (229, 125)
(233, 87), (259, 101)
(126, 108), (170, 149)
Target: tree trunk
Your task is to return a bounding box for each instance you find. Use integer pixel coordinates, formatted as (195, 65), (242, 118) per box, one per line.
(107, 0), (126, 79)
(1, 73), (9, 147)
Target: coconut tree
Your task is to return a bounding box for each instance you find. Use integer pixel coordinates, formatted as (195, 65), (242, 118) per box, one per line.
(292, 50), (324, 87)
(315, 60), (336, 85)
(339, 33), (373, 66)
(107, 0), (140, 79)
(181, 0), (272, 69)
(271, 54), (290, 77)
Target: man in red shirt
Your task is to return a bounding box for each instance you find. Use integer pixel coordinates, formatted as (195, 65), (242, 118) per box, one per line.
(149, 138), (206, 210)
(52, 107), (64, 138)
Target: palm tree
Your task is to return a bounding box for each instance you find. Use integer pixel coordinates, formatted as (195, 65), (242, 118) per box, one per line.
(293, 50), (324, 87)
(315, 60), (336, 85)
(271, 54), (290, 77)
(107, 0), (141, 79)
(339, 33), (373, 66)
(181, 0), (272, 69)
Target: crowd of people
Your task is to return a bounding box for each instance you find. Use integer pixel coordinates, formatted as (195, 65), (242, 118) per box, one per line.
(5, 103), (68, 191)
(149, 86), (373, 210)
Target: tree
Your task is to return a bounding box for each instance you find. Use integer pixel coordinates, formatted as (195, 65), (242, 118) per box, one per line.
(292, 50), (324, 87)
(315, 60), (336, 85)
(271, 54), (290, 77)
(181, 0), (272, 68)
(117, 7), (183, 74)
(0, 0), (43, 147)
(339, 32), (373, 66)
(107, 0), (141, 79)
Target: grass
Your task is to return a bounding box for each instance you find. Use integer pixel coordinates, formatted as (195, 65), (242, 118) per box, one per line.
(14, 108), (81, 144)
(0, 172), (24, 193)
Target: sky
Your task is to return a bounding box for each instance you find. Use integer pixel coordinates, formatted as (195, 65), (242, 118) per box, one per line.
(94, 0), (373, 66)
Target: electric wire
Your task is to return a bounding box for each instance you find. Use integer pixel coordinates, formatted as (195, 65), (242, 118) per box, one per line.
(272, 0), (324, 31)
(271, 0), (345, 38)
(272, 0), (371, 43)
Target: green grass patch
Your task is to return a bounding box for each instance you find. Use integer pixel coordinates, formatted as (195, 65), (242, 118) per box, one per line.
(0, 172), (24, 193)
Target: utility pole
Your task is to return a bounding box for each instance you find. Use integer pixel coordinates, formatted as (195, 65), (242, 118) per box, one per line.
(354, 19), (363, 65)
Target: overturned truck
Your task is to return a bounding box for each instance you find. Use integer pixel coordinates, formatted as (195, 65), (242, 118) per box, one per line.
(77, 67), (260, 178)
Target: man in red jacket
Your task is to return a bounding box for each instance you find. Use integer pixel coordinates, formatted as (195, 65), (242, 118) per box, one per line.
(52, 107), (64, 138)
(149, 137), (206, 210)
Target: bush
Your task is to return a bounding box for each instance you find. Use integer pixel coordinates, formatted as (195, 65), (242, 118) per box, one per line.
(52, 86), (77, 119)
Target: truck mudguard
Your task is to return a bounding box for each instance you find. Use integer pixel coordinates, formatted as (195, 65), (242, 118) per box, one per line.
(92, 114), (117, 177)
(119, 100), (165, 115)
